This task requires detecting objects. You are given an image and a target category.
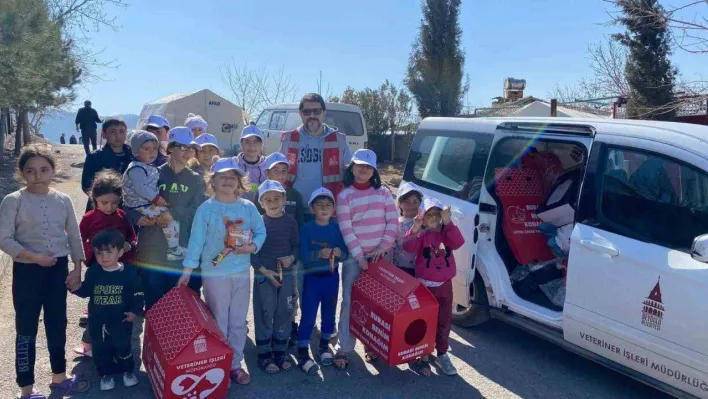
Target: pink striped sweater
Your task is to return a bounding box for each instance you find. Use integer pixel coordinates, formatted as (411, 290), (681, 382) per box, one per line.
(337, 184), (399, 259)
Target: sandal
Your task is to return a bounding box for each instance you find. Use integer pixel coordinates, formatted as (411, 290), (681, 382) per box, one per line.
(275, 354), (294, 372)
(230, 368), (251, 385)
(299, 358), (320, 375)
(257, 357), (280, 374)
(319, 349), (334, 366)
(18, 391), (47, 399)
(333, 352), (350, 370)
(49, 375), (90, 393)
(364, 348), (379, 363)
(410, 358), (432, 376)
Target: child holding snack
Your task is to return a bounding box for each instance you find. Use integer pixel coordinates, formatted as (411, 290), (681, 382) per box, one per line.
(0, 145), (89, 399)
(234, 125), (267, 202)
(297, 187), (347, 375)
(179, 157), (266, 385)
(251, 180), (299, 374)
(403, 198), (465, 376)
(335, 149), (399, 369)
(70, 229), (143, 391)
(392, 182), (424, 276)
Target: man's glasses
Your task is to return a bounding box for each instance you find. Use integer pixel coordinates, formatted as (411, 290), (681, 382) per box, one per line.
(301, 108), (323, 116)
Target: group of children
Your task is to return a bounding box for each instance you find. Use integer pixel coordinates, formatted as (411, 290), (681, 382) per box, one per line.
(0, 112), (465, 399)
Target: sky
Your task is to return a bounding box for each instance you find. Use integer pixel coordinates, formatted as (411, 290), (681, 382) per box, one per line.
(73, 0), (707, 117)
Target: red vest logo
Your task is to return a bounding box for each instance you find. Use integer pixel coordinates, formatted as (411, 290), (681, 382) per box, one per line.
(641, 278), (664, 331)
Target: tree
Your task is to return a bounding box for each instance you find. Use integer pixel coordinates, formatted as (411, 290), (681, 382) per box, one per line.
(220, 61), (299, 118)
(406, 0), (468, 118)
(613, 0), (677, 120)
(380, 80), (412, 162)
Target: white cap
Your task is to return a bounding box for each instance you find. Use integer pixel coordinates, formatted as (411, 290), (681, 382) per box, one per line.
(167, 126), (200, 149)
(397, 182), (423, 201)
(211, 157), (245, 174)
(145, 115), (170, 129)
(308, 187), (335, 206)
(423, 197), (444, 213)
(240, 125), (264, 141)
(351, 149), (377, 168)
(195, 133), (219, 149)
(265, 152), (289, 170)
(258, 179), (286, 198)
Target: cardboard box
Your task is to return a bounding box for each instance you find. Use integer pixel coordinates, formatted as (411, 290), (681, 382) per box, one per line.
(143, 286), (233, 399)
(349, 260), (439, 366)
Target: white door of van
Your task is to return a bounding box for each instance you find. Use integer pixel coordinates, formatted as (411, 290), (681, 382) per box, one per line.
(564, 136), (708, 398)
(255, 109), (290, 155)
(402, 124), (495, 310)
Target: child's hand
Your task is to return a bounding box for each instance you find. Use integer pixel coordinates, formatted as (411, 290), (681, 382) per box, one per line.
(412, 213), (424, 233)
(156, 211), (173, 228)
(65, 269), (81, 290)
(279, 255), (295, 268)
(441, 206), (452, 225)
(35, 254), (57, 267)
(332, 247), (343, 258)
(176, 269), (191, 287)
(155, 197), (168, 207)
(367, 247), (386, 262)
(233, 243), (257, 254)
(260, 267), (282, 287)
(123, 312), (137, 323)
(357, 257), (369, 271)
(137, 217), (155, 227)
(318, 248), (333, 259)
(123, 242), (132, 252)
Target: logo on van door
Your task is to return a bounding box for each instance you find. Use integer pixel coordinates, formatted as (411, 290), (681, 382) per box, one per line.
(641, 278), (664, 331)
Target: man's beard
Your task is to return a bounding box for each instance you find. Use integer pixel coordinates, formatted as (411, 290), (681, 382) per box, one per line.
(305, 118), (321, 132)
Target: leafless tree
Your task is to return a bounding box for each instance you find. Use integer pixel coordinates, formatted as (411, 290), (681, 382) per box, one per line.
(220, 61), (299, 119)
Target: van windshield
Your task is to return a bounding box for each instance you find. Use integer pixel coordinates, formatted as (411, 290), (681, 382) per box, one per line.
(281, 110), (365, 136)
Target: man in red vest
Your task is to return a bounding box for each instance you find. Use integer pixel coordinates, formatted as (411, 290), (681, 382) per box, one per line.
(279, 93), (352, 222)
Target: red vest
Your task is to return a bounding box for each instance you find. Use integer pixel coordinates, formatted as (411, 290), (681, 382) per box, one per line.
(281, 128), (346, 200)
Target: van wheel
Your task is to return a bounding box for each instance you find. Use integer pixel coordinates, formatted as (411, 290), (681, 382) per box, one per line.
(451, 274), (490, 327)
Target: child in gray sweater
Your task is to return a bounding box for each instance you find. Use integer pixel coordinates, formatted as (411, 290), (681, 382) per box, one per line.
(122, 131), (184, 260)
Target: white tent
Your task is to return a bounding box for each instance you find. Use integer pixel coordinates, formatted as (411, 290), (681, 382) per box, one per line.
(137, 89), (249, 153)
(512, 101), (609, 119)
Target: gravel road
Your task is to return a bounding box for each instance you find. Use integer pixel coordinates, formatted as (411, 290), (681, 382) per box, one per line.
(0, 145), (670, 398)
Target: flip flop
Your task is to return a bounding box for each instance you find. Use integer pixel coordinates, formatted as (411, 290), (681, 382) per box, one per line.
(49, 376), (90, 394)
(300, 359), (320, 375)
(230, 368), (250, 385)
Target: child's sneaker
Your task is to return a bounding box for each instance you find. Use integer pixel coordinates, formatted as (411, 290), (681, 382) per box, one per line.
(166, 246), (187, 261)
(435, 353), (458, 376)
(122, 372), (138, 387)
(79, 310), (88, 327)
(99, 376), (115, 391)
(73, 343), (92, 358)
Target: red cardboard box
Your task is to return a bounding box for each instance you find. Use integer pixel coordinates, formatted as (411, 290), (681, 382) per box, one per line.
(143, 286), (233, 399)
(349, 260), (439, 366)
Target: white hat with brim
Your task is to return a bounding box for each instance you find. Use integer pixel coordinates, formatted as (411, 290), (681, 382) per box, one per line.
(241, 125), (264, 141)
(195, 133), (219, 149)
(145, 115), (170, 129)
(423, 197), (444, 214)
(351, 149), (377, 168)
(397, 182), (423, 201)
(167, 126), (201, 149)
(265, 152), (289, 170)
(308, 187), (335, 206)
(258, 179), (286, 198)
(211, 157), (245, 174)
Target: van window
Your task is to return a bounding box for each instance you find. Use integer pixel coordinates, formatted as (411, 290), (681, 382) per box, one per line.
(598, 146), (708, 250)
(269, 111), (287, 130)
(325, 110), (365, 136)
(403, 130), (492, 202)
(285, 111), (301, 130)
(256, 110), (272, 130)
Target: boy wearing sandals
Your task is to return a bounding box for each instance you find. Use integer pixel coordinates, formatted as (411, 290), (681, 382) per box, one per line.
(296, 188), (347, 374)
(251, 180), (300, 374)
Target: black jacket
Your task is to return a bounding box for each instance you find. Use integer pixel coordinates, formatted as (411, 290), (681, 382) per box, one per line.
(82, 144), (134, 210)
(75, 106), (101, 131)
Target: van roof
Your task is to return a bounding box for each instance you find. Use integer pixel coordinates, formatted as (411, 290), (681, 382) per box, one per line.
(419, 116), (708, 160)
(265, 102), (363, 113)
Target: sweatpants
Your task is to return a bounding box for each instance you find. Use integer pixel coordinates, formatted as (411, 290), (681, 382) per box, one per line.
(335, 258), (360, 353)
(253, 275), (294, 356)
(428, 280), (453, 356)
(137, 205), (181, 250)
(291, 261), (304, 323)
(298, 272), (339, 348)
(13, 258), (68, 388)
(142, 266), (201, 311)
(90, 320), (134, 376)
(203, 270), (250, 369)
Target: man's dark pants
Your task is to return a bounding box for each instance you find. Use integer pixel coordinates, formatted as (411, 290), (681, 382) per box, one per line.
(81, 128), (97, 155)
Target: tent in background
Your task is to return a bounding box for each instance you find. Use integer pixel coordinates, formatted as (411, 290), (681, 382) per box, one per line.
(137, 89), (250, 154)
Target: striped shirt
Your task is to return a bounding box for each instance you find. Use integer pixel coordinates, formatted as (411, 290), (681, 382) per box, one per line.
(337, 185), (399, 259)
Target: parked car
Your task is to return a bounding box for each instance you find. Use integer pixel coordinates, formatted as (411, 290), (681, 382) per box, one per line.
(402, 116), (708, 398)
(255, 102), (368, 154)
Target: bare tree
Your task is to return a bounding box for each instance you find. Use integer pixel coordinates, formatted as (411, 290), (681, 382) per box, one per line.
(220, 61), (299, 118)
(604, 0), (708, 54)
(381, 80), (413, 162)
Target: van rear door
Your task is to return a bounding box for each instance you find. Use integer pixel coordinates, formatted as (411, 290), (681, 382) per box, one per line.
(402, 120), (495, 311)
(565, 134), (708, 397)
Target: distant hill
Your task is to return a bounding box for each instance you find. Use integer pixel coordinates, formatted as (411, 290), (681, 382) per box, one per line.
(39, 110), (138, 143)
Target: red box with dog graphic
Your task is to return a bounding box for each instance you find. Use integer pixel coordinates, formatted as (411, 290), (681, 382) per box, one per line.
(143, 286), (233, 399)
(349, 259), (439, 366)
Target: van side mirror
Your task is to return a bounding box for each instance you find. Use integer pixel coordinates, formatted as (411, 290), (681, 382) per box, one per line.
(691, 234), (708, 263)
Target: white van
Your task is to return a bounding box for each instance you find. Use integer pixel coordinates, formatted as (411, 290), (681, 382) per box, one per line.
(402, 117), (708, 398)
(255, 102), (368, 154)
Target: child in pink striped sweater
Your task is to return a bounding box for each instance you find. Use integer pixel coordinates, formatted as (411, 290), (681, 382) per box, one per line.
(334, 149), (399, 369)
